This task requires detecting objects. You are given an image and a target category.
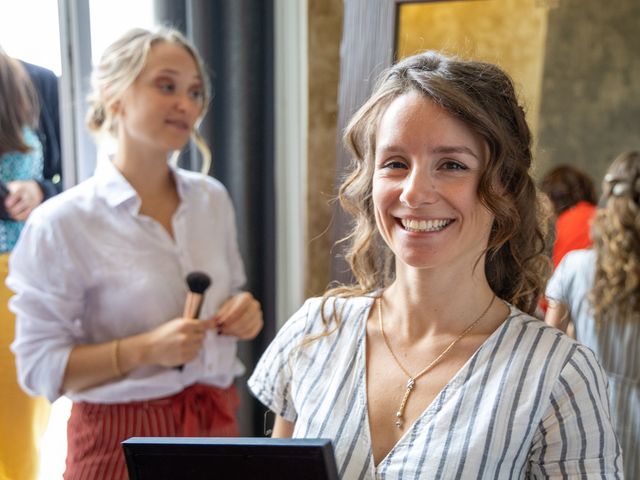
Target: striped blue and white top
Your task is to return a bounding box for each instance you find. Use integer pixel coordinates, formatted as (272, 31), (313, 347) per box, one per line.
(248, 296), (623, 479)
(547, 249), (638, 479)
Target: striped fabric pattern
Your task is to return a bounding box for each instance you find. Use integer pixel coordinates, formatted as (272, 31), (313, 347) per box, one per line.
(547, 248), (639, 479)
(63, 383), (239, 480)
(248, 296), (623, 479)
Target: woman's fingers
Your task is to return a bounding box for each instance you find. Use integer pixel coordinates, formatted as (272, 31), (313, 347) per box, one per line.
(214, 293), (263, 339)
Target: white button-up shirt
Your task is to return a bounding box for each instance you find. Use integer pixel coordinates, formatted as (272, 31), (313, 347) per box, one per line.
(7, 159), (246, 403)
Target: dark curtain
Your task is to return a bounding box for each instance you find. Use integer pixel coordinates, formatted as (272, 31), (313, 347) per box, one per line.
(155, 0), (275, 437)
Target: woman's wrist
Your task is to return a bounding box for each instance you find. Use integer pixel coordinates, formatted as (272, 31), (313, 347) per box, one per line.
(111, 339), (123, 376)
(117, 333), (152, 374)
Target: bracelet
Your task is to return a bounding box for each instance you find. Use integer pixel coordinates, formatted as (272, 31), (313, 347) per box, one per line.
(112, 339), (123, 377)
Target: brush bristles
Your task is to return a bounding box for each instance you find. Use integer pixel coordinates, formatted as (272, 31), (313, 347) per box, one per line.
(186, 271), (211, 294)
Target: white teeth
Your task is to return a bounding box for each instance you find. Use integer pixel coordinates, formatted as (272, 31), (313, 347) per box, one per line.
(401, 218), (451, 232)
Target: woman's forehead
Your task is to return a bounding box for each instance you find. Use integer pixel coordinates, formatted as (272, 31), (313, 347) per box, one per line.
(374, 91), (487, 162)
(142, 41), (201, 79)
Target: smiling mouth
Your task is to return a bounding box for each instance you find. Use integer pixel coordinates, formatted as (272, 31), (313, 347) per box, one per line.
(400, 218), (453, 233)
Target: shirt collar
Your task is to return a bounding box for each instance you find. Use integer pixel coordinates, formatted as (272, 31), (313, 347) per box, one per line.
(94, 157), (189, 212)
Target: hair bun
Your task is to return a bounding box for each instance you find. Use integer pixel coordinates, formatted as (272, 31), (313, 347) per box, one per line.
(94, 105), (105, 125)
(86, 103), (106, 132)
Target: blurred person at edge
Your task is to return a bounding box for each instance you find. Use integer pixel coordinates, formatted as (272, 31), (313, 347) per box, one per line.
(20, 59), (63, 200)
(540, 164), (597, 268)
(0, 46), (50, 480)
(7, 28), (263, 480)
(538, 165), (597, 319)
(546, 150), (640, 479)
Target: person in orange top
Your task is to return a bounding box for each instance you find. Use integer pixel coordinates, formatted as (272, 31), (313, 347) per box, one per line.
(540, 165), (597, 268)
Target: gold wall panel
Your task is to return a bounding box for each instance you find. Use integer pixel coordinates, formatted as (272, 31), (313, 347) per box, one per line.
(396, 1), (549, 164)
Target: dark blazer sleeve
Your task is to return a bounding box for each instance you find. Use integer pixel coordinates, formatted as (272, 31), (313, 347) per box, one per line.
(21, 61), (63, 199)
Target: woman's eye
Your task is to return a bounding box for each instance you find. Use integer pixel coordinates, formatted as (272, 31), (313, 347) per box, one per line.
(157, 82), (176, 93)
(382, 160), (407, 170)
(441, 160), (467, 171)
(189, 89), (204, 100)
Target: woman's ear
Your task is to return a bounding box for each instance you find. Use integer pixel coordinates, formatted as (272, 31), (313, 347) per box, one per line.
(110, 100), (122, 117)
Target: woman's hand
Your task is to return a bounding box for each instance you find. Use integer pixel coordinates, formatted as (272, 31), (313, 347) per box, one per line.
(63, 295), (262, 395)
(214, 292), (263, 340)
(140, 317), (217, 367)
(63, 317), (216, 394)
(5, 180), (44, 220)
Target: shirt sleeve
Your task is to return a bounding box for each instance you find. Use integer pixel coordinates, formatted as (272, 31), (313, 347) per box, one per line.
(6, 215), (86, 402)
(221, 189), (246, 294)
(247, 299), (313, 423)
(528, 345), (624, 478)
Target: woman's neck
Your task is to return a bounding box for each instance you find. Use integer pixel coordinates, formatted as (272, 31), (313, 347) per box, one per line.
(112, 143), (174, 198)
(112, 143), (180, 238)
(382, 262), (502, 339)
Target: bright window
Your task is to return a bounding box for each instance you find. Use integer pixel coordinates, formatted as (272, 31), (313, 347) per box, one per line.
(0, 0), (61, 74)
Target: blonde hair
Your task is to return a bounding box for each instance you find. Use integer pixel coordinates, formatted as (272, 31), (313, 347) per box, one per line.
(86, 27), (212, 173)
(325, 51), (549, 321)
(590, 150), (640, 325)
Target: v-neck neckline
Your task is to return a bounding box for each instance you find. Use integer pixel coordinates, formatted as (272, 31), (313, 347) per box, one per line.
(358, 297), (514, 472)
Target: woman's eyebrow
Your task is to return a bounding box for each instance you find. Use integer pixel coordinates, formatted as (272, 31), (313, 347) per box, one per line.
(432, 145), (480, 159)
(154, 68), (202, 82)
(156, 68), (180, 76)
(375, 144), (405, 155)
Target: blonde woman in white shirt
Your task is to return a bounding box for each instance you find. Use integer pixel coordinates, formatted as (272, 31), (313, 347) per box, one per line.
(8, 27), (263, 480)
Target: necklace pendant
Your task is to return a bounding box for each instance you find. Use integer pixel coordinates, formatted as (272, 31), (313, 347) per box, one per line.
(395, 378), (415, 429)
(377, 295), (496, 431)
(395, 411), (403, 429)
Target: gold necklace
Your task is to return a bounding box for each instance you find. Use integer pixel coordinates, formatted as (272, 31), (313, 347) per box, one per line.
(378, 294), (496, 429)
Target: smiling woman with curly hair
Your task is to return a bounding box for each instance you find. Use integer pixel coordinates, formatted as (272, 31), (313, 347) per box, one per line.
(546, 150), (640, 479)
(250, 50), (621, 478)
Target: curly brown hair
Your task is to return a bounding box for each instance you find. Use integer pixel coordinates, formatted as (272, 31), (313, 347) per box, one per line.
(326, 51), (550, 316)
(590, 151), (640, 325)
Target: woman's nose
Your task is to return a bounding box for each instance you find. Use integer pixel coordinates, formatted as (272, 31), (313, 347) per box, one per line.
(174, 94), (189, 111)
(174, 92), (196, 113)
(399, 169), (438, 207)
